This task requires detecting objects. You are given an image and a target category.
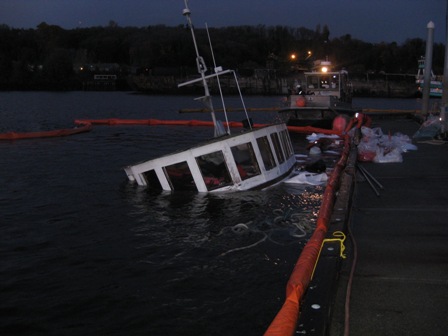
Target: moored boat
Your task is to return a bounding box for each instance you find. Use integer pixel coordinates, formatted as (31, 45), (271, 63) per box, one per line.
(415, 56), (442, 98)
(123, 0), (296, 192)
(278, 60), (358, 129)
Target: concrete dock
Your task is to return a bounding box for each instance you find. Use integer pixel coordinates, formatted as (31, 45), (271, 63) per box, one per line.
(329, 116), (448, 335)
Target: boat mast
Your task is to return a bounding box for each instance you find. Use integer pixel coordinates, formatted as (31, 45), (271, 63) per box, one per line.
(182, 0), (224, 136)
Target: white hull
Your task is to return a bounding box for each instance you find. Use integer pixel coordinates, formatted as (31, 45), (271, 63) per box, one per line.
(124, 123), (296, 192)
(416, 79), (442, 98)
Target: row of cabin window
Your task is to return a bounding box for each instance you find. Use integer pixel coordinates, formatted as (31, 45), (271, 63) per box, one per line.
(144, 130), (293, 191)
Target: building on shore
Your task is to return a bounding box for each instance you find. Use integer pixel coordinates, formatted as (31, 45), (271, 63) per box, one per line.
(130, 70), (419, 98)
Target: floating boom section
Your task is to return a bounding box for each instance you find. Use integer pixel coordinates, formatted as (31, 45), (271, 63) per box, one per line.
(264, 114), (368, 335)
(73, 118), (348, 136)
(0, 123), (92, 140)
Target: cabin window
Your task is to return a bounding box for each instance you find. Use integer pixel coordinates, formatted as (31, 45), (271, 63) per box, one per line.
(307, 75), (319, 89)
(320, 76), (330, 89)
(231, 142), (261, 180)
(280, 130), (293, 158)
(196, 151), (233, 191)
(163, 161), (196, 191)
(256, 136), (276, 171)
(142, 170), (163, 190)
(270, 133), (285, 164)
(330, 74), (339, 89)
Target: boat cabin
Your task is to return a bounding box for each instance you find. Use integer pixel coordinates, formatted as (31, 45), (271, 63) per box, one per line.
(304, 71), (349, 99)
(124, 123), (295, 192)
(279, 63), (355, 127)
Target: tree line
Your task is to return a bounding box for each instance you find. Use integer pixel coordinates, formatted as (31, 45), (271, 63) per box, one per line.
(0, 21), (445, 90)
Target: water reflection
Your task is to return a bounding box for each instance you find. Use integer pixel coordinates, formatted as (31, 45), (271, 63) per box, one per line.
(122, 181), (324, 260)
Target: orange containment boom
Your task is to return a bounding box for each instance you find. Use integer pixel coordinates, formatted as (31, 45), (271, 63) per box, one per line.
(0, 123), (92, 141)
(264, 114), (367, 336)
(74, 118), (269, 128)
(74, 118), (353, 135)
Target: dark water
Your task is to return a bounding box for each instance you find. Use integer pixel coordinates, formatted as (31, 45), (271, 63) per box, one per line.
(0, 92), (429, 335)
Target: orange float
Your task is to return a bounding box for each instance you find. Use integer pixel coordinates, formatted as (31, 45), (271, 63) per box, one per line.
(295, 96), (306, 107)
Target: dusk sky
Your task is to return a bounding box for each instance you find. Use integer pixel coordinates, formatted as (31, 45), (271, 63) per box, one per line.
(0, 0), (447, 44)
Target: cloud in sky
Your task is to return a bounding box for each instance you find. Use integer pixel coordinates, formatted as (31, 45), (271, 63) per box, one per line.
(0, 0), (446, 43)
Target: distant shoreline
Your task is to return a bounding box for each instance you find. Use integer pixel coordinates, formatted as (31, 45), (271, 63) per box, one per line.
(0, 74), (421, 99)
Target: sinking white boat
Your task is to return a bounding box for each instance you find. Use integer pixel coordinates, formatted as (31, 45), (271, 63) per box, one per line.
(124, 1), (296, 192)
(125, 123), (296, 192)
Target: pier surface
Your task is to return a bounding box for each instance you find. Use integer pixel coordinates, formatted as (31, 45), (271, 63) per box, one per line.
(330, 116), (448, 335)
